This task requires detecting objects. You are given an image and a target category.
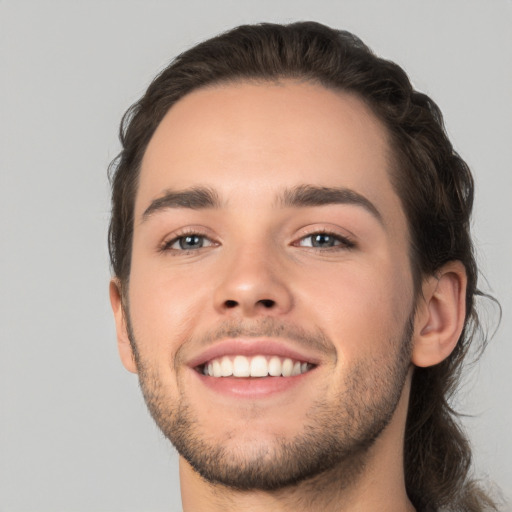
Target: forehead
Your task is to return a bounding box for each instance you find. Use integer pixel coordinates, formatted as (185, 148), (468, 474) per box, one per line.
(136, 80), (403, 228)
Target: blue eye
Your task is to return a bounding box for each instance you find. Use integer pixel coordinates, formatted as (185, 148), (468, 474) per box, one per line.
(162, 233), (215, 252)
(177, 234), (204, 250)
(310, 234), (337, 248)
(298, 232), (354, 249)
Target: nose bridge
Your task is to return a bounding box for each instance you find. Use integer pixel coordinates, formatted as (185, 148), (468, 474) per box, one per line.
(213, 237), (293, 316)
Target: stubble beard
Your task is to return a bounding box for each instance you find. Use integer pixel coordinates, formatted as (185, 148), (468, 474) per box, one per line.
(127, 314), (414, 492)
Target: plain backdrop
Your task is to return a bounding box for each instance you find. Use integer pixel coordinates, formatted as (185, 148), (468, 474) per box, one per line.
(1, 1), (511, 510)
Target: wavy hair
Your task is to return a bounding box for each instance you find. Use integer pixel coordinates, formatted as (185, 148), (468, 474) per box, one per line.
(108, 22), (498, 511)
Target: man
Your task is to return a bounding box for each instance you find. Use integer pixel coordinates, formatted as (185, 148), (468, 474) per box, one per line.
(108, 22), (498, 511)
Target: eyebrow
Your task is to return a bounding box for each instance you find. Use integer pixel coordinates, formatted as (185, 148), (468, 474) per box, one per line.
(142, 186), (222, 221)
(141, 183), (383, 225)
(277, 185), (383, 225)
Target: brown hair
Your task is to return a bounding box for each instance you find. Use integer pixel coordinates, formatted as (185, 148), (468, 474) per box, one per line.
(108, 22), (498, 511)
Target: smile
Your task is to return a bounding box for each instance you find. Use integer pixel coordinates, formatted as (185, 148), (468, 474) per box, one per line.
(200, 355), (314, 378)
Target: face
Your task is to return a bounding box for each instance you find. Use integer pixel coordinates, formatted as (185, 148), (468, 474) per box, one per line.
(119, 81), (416, 489)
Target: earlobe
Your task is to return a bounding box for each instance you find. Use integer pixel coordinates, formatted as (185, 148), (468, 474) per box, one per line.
(109, 278), (138, 374)
(411, 261), (467, 368)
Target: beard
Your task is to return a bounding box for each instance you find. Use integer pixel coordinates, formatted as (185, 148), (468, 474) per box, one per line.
(126, 313), (413, 492)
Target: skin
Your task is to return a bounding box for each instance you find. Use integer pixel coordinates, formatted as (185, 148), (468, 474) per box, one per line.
(110, 81), (467, 511)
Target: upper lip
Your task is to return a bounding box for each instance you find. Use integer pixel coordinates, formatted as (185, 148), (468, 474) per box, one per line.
(187, 338), (324, 369)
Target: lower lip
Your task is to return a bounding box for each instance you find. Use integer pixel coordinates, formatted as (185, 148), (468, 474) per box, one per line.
(193, 369), (315, 398)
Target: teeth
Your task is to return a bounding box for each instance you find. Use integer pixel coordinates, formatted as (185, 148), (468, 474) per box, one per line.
(250, 355), (268, 377)
(268, 356), (282, 376)
(212, 359), (222, 378)
(220, 356), (233, 377)
(233, 355), (250, 377)
(202, 355), (312, 378)
(281, 358), (293, 377)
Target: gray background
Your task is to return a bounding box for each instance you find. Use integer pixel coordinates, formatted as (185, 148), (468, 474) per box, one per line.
(1, 0), (510, 510)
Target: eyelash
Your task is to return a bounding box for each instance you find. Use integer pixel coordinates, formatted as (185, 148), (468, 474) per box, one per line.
(159, 228), (216, 254)
(294, 230), (356, 252)
(159, 229), (356, 255)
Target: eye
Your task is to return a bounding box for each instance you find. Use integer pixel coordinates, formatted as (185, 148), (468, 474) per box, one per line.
(297, 232), (354, 249)
(162, 233), (215, 252)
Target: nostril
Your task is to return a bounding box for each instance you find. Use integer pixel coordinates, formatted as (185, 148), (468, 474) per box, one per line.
(222, 298), (276, 310)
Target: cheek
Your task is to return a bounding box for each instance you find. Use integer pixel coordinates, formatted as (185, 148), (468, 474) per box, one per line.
(297, 258), (412, 361)
(127, 259), (209, 363)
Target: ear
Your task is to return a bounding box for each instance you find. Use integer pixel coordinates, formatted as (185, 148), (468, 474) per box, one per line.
(109, 278), (138, 374)
(411, 261), (467, 368)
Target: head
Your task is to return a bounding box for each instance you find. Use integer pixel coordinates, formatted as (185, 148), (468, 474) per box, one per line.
(108, 22), (493, 510)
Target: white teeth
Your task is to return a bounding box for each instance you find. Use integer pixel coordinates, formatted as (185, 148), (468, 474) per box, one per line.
(233, 355), (250, 377)
(268, 356), (282, 376)
(220, 356), (233, 377)
(281, 358), (294, 377)
(212, 359), (222, 378)
(250, 355), (268, 377)
(202, 355), (313, 378)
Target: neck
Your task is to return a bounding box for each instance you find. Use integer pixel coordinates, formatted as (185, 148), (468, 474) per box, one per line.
(180, 372), (415, 512)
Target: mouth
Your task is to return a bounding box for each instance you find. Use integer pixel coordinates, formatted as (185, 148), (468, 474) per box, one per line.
(187, 339), (322, 397)
(197, 355), (315, 378)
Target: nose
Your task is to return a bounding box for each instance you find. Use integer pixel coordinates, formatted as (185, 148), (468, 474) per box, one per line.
(213, 245), (294, 318)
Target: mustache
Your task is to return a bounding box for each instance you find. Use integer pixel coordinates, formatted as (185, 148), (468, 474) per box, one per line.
(186, 317), (337, 358)
(124, 305), (336, 375)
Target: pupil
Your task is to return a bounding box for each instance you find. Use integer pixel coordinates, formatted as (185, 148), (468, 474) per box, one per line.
(313, 234), (333, 247)
(180, 235), (203, 249)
